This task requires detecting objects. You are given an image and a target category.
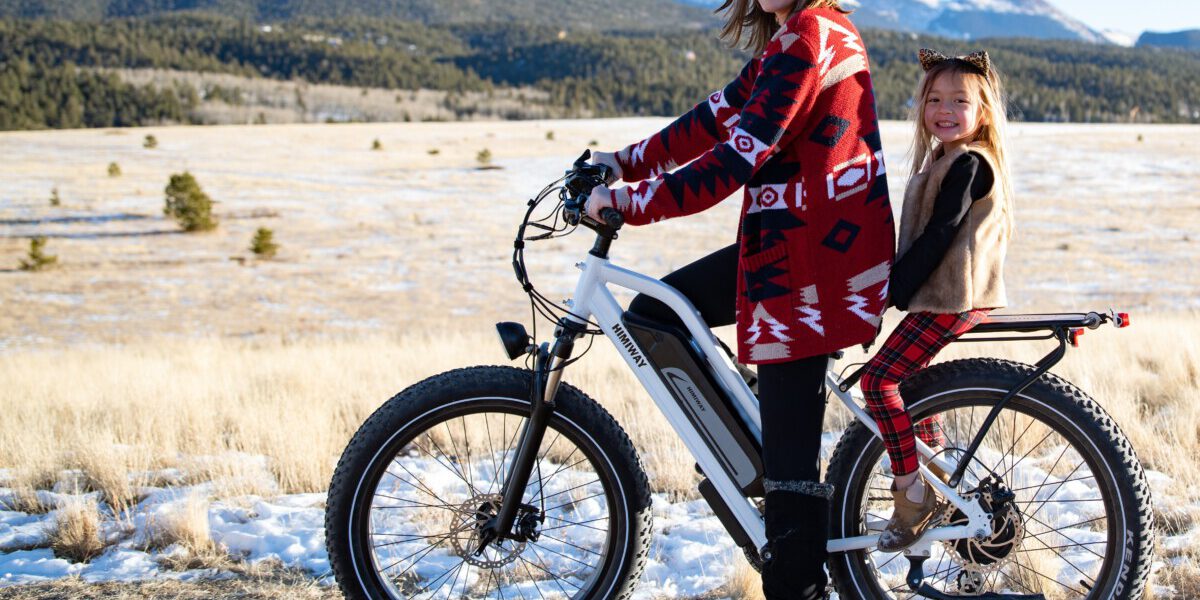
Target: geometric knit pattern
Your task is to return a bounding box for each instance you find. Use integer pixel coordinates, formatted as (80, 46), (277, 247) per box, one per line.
(859, 309), (990, 476)
(609, 9), (895, 364)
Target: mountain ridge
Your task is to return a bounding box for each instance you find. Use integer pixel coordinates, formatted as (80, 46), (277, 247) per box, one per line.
(676, 0), (1107, 43)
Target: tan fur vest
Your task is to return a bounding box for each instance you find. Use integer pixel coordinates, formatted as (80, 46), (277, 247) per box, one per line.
(896, 144), (1011, 313)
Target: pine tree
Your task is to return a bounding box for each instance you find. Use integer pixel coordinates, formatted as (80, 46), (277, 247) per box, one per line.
(250, 227), (279, 259)
(163, 172), (217, 232)
(19, 237), (58, 272)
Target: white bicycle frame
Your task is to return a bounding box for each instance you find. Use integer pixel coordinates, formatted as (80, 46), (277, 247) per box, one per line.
(562, 251), (995, 557)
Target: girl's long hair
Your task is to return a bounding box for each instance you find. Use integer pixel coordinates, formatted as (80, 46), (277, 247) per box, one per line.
(910, 60), (1015, 208)
(717, 0), (849, 54)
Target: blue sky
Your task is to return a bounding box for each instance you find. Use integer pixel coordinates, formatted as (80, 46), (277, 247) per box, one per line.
(1052, 0), (1200, 34)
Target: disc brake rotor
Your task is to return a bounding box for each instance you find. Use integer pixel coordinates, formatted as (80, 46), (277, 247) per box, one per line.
(447, 493), (527, 568)
(936, 481), (1025, 580)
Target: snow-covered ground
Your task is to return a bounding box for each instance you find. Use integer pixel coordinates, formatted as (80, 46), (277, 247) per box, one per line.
(0, 480), (739, 596)
(1, 437), (1190, 597)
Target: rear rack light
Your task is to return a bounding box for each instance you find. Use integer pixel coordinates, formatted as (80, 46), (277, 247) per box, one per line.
(1068, 328), (1086, 347)
(1116, 312), (1131, 328)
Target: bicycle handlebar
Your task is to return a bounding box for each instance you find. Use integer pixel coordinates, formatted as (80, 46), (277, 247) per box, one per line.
(561, 150), (624, 232)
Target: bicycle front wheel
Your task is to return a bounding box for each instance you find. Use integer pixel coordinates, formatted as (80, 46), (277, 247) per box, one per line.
(827, 358), (1154, 600)
(325, 366), (653, 600)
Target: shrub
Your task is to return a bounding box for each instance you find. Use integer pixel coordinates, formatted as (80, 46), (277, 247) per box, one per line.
(107, 162), (121, 177)
(588, 139), (599, 146)
(164, 172), (217, 232)
(49, 499), (106, 563)
(476, 148), (492, 166)
(19, 237), (58, 272)
(371, 138), (383, 151)
(49, 187), (61, 207)
(250, 227), (279, 259)
(144, 134), (158, 149)
(545, 130), (555, 141)
(427, 148), (440, 155)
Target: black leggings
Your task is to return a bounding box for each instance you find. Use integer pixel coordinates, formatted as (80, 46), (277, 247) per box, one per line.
(627, 243), (827, 484)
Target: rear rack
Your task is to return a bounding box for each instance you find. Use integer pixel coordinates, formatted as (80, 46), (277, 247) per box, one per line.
(957, 310), (1128, 343)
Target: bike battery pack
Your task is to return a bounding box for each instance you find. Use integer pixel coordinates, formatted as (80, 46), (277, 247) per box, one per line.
(620, 312), (764, 496)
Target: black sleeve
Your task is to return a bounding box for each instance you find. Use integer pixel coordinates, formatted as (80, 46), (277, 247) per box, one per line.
(890, 153), (993, 310)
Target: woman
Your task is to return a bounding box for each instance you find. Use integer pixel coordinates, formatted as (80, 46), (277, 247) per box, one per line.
(586, 0), (894, 597)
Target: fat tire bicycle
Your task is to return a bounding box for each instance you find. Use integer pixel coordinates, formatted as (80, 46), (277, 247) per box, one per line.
(325, 153), (1154, 599)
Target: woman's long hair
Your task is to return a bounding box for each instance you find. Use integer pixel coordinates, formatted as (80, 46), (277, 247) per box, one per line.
(717, 0), (849, 53)
(909, 60), (1015, 209)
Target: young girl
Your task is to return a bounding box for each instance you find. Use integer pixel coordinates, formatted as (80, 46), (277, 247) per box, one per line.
(861, 48), (1014, 552)
(586, 1), (894, 596)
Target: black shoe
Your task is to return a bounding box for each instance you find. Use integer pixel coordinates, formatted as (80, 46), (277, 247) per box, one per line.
(761, 489), (830, 600)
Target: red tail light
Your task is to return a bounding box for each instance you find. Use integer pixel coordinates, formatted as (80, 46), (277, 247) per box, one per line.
(1116, 312), (1131, 328)
(1068, 328), (1086, 347)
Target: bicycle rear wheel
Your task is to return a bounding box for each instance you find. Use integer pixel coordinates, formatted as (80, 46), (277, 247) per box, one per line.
(827, 358), (1154, 599)
(326, 366), (653, 600)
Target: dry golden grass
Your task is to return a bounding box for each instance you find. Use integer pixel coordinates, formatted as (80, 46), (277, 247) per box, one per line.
(48, 498), (107, 563)
(725, 558), (767, 600)
(142, 493), (227, 571)
(0, 564), (338, 599)
(1, 314), (1195, 502)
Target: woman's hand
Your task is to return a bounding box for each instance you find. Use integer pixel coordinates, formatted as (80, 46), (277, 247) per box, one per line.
(590, 151), (623, 185)
(585, 185), (615, 222)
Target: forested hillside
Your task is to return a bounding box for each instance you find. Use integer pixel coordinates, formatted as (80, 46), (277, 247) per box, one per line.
(0, 0), (720, 30)
(2, 14), (1198, 130)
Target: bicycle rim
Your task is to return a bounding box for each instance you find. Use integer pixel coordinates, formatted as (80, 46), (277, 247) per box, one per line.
(350, 398), (624, 599)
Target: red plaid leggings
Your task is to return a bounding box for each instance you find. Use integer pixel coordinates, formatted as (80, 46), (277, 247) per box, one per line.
(860, 310), (990, 476)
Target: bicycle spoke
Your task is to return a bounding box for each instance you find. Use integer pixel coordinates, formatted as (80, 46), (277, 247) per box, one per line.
(412, 435), (477, 493)
(527, 542), (580, 598)
(1022, 516), (1108, 562)
(540, 514), (609, 533)
(1008, 552), (1088, 596)
(411, 558), (463, 599)
(387, 460), (449, 504)
(451, 416), (475, 492)
(1008, 473), (1097, 494)
(485, 413), (502, 497)
(517, 556), (551, 600)
(543, 490), (605, 514)
(991, 409), (1040, 479)
(371, 492), (459, 511)
(538, 532), (603, 558)
(1022, 458), (1082, 526)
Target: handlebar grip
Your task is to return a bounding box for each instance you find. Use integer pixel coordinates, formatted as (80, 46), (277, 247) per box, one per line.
(599, 207), (624, 230)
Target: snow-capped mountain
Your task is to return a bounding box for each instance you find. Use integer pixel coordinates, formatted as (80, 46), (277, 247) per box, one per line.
(674, 0), (1108, 43)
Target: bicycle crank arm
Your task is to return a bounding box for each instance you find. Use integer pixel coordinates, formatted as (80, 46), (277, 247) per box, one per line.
(914, 585), (1045, 600)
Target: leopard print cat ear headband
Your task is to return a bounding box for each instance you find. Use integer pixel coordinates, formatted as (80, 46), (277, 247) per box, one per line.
(918, 48), (991, 76)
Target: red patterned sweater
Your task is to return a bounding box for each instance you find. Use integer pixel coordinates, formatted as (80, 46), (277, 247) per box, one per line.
(607, 8), (895, 364)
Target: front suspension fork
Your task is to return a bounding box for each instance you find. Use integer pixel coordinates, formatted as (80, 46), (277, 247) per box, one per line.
(481, 320), (581, 547)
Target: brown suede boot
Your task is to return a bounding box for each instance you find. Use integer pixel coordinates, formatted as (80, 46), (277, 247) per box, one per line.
(878, 480), (939, 552)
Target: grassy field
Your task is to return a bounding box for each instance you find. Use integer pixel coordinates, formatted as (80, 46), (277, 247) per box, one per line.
(1, 119), (1198, 596)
